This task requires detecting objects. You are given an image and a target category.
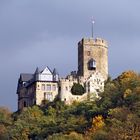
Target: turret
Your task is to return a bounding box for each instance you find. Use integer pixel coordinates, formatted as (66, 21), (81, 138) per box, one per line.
(53, 68), (59, 81)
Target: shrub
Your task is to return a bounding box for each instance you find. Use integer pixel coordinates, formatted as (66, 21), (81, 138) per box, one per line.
(71, 83), (85, 95)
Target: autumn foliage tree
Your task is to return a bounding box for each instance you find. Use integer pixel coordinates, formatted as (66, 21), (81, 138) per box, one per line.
(0, 107), (12, 140)
(0, 70), (140, 139)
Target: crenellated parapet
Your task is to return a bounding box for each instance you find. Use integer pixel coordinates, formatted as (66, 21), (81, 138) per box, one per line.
(78, 38), (108, 48)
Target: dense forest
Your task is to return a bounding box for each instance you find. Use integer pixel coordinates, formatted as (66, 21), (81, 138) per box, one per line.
(0, 71), (140, 140)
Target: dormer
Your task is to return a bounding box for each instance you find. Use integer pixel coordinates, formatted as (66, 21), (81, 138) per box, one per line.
(39, 67), (53, 81)
(41, 67), (52, 75)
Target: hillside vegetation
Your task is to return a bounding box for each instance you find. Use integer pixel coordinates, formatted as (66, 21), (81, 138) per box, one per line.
(0, 71), (140, 140)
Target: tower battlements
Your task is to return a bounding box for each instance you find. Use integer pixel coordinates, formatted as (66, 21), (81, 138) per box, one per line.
(78, 38), (108, 48)
(78, 37), (108, 80)
(60, 77), (77, 83)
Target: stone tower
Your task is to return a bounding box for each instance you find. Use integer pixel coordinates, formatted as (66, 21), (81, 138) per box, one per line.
(77, 38), (108, 80)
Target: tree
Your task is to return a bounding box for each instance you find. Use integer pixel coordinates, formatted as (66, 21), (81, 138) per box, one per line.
(9, 106), (47, 139)
(71, 83), (85, 95)
(0, 107), (12, 140)
(107, 107), (140, 139)
(85, 115), (106, 140)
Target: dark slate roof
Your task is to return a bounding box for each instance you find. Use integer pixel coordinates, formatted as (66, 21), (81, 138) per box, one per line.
(34, 67), (41, 74)
(20, 73), (34, 82)
(53, 68), (59, 75)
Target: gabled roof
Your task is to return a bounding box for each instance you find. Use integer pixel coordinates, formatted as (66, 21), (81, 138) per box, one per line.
(41, 66), (52, 75)
(19, 66), (55, 83)
(20, 73), (33, 82)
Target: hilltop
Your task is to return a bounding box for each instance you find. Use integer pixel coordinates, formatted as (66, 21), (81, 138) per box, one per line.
(0, 70), (140, 139)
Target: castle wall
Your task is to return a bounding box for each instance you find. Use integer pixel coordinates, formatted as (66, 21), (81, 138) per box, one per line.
(85, 72), (104, 99)
(59, 78), (88, 104)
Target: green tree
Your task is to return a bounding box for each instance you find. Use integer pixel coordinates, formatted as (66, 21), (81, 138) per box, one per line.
(0, 107), (12, 140)
(9, 106), (48, 139)
(106, 107), (140, 139)
(71, 83), (85, 95)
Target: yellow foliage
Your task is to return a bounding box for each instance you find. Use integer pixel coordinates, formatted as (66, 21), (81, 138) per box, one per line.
(119, 71), (137, 79)
(0, 124), (6, 135)
(124, 89), (132, 98)
(21, 128), (30, 140)
(89, 115), (105, 133)
(85, 115), (105, 140)
(134, 86), (140, 94)
(118, 71), (139, 85)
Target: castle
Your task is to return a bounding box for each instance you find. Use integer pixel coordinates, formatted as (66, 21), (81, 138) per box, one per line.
(17, 37), (108, 110)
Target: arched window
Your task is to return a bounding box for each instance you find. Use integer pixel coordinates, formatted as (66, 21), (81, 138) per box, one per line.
(23, 101), (27, 107)
(88, 59), (96, 70)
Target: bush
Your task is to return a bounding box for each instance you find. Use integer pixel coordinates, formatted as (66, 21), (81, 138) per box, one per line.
(71, 83), (85, 95)
(91, 130), (108, 140)
(48, 132), (84, 140)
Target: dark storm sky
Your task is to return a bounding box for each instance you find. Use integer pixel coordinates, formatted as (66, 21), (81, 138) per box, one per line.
(0, 0), (140, 111)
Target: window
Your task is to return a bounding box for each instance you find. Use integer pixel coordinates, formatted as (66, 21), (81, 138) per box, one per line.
(44, 92), (53, 101)
(88, 82), (90, 86)
(96, 89), (99, 92)
(87, 51), (91, 56)
(44, 92), (47, 100)
(34, 100), (36, 105)
(41, 84), (45, 91)
(88, 59), (96, 70)
(52, 85), (56, 91)
(46, 84), (51, 91)
(66, 86), (68, 91)
(23, 101), (27, 107)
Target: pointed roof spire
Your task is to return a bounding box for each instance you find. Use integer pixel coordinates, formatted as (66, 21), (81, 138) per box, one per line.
(91, 17), (95, 38)
(35, 67), (40, 74)
(53, 68), (59, 75)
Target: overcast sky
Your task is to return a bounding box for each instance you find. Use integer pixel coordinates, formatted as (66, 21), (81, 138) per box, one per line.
(0, 0), (140, 111)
